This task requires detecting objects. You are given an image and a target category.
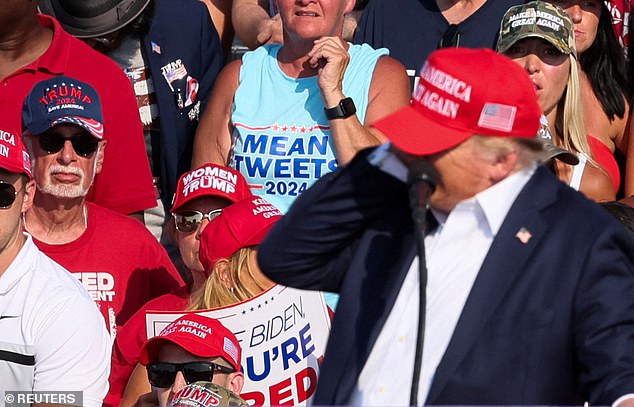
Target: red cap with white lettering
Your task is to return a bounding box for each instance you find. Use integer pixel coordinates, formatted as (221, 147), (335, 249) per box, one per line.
(373, 48), (541, 156)
(199, 196), (282, 272)
(139, 313), (241, 372)
(0, 133), (32, 179)
(171, 164), (252, 213)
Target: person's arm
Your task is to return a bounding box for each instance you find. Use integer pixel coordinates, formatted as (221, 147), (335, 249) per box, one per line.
(232, 0), (283, 49)
(191, 59), (242, 168)
(257, 146), (410, 292)
(308, 36), (410, 165)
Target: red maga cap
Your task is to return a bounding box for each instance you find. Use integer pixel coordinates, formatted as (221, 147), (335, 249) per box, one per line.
(373, 48), (541, 156)
(139, 313), (241, 372)
(199, 196), (282, 272)
(171, 164), (252, 213)
(0, 133), (32, 179)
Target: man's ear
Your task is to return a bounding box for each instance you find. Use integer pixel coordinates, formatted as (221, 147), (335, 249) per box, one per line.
(227, 371), (245, 394)
(21, 178), (36, 213)
(490, 148), (520, 183)
(344, 0), (356, 14)
(95, 140), (107, 174)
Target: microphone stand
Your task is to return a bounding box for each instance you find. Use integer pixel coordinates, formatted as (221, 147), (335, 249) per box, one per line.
(407, 160), (437, 406)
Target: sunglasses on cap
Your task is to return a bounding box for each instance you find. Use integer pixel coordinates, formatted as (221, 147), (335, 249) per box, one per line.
(173, 209), (222, 233)
(147, 361), (234, 388)
(37, 129), (100, 158)
(438, 24), (461, 49)
(0, 181), (23, 209)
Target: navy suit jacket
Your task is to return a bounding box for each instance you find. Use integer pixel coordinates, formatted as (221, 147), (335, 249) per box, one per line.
(142, 0), (223, 209)
(258, 148), (634, 405)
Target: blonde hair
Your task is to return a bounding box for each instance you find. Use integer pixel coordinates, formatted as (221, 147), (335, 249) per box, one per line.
(188, 247), (270, 310)
(557, 55), (593, 161)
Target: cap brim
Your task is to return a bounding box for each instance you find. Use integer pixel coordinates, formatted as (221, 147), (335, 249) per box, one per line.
(26, 117), (103, 140)
(543, 142), (579, 165)
(139, 336), (225, 366)
(38, 0), (151, 38)
(498, 32), (573, 56)
(372, 105), (474, 156)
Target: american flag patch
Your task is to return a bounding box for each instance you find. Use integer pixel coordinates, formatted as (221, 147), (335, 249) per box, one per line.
(478, 103), (517, 132)
(223, 337), (239, 365)
(151, 41), (161, 54)
(515, 227), (532, 244)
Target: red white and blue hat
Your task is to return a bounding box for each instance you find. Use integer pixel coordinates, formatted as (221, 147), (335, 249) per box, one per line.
(22, 75), (104, 140)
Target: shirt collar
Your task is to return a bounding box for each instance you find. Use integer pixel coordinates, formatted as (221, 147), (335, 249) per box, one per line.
(0, 233), (36, 295)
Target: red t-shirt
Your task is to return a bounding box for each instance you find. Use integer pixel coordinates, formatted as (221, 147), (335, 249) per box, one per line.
(0, 14), (156, 215)
(32, 202), (185, 335)
(105, 288), (190, 407)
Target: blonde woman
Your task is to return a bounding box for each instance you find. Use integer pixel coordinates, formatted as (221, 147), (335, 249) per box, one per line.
(497, 1), (616, 201)
(189, 196), (282, 309)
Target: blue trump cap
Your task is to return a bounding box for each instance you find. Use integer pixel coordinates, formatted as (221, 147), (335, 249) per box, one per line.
(22, 75), (104, 140)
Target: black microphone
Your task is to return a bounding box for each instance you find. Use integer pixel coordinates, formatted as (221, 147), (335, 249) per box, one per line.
(408, 159), (437, 220)
(407, 159), (437, 406)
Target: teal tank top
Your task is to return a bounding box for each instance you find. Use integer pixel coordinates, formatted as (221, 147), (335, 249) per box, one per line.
(230, 43), (388, 213)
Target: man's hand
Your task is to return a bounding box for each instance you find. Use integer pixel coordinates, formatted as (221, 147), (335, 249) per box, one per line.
(308, 36), (350, 107)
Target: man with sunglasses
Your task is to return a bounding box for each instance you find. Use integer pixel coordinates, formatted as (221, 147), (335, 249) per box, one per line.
(21, 76), (185, 337)
(0, 0), (156, 220)
(0, 133), (110, 405)
(136, 313), (244, 406)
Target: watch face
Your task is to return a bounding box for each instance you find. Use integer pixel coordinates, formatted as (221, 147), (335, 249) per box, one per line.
(341, 98), (356, 116)
(325, 97), (356, 119)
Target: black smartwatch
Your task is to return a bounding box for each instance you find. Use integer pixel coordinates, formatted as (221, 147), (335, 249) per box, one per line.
(324, 97), (356, 120)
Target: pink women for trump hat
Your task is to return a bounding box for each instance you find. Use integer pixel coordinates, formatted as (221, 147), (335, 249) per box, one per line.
(373, 48), (542, 156)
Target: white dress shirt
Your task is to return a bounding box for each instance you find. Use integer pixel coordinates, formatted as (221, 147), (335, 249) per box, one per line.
(351, 145), (536, 405)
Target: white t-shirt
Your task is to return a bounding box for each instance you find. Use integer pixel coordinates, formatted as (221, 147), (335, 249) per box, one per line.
(0, 234), (110, 407)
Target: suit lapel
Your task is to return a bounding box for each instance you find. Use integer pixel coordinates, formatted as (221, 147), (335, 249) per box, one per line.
(426, 167), (559, 403)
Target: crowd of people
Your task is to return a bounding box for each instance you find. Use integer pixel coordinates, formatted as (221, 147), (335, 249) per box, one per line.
(1, 0), (634, 406)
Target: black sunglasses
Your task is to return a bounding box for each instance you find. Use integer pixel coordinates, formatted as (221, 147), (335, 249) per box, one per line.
(0, 181), (22, 209)
(173, 209), (222, 233)
(38, 130), (100, 158)
(438, 24), (461, 49)
(147, 361), (234, 388)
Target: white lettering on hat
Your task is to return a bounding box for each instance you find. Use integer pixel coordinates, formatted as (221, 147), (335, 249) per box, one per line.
(535, 18), (561, 31)
(419, 63), (472, 102)
(536, 10), (564, 26)
(0, 144), (9, 158)
(420, 91), (460, 119)
(178, 326), (208, 339)
(509, 9), (564, 30)
(511, 17), (536, 28)
(182, 166), (239, 197)
(509, 10), (536, 22)
(0, 130), (16, 146)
